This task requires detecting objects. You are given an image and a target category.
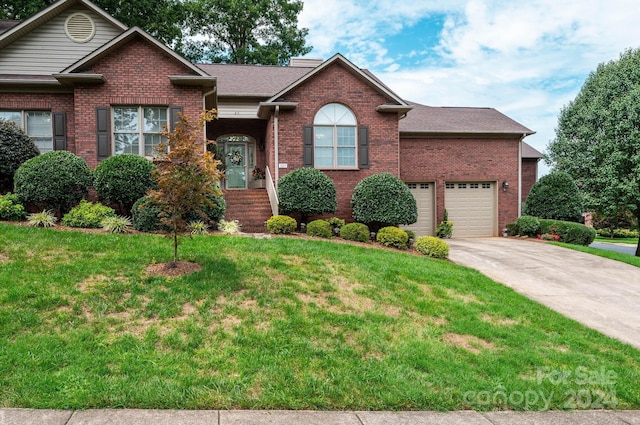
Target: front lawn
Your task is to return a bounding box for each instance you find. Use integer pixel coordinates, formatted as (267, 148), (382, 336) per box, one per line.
(0, 223), (638, 410)
(594, 236), (639, 245)
(552, 242), (640, 268)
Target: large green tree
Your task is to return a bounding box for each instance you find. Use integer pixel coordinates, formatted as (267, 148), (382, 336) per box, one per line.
(546, 48), (640, 256)
(0, 0), (184, 48)
(182, 0), (311, 64)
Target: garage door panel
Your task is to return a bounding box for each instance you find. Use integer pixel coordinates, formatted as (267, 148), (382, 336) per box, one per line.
(445, 182), (496, 237)
(402, 182), (434, 236)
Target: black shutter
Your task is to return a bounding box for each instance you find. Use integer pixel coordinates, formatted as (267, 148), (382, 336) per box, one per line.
(358, 126), (369, 169)
(303, 125), (313, 167)
(96, 107), (110, 161)
(52, 112), (66, 151)
(170, 106), (183, 131)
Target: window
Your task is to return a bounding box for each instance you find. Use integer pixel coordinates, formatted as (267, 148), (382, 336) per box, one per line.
(470, 183), (479, 189)
(113, 106), (167, 156)
(0, 110), (53, 153)
(445, 183), (455, 189)
(482, 183), (491, 189)
(313, 103), (357, 168)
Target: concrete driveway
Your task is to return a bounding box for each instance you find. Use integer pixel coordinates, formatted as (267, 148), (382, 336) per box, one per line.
(447, 238), (640, 350)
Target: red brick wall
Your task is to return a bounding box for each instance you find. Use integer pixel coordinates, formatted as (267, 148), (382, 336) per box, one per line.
(0, 93), (75, 152)
(73, 36), (205, 168)
(521, 158), (539, 204)
(399, 137), (521, 233)
(274, 62), (400, 220)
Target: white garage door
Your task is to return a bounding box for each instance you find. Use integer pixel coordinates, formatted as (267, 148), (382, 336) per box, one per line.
(445, 182), (496, 237)
(402, 183), (435, 236)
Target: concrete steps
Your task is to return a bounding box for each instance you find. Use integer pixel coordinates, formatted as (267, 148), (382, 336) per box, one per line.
(222, 189), (272, 233)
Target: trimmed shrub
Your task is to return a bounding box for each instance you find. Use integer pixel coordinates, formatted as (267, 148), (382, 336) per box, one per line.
(516, 215), (541, 237)
(94, 154), (156, 213)
(185, 194), (226, 225)
(596, 228), (639, 239)
(0, 119), (39, 193)
(340, 222), (369, 242)
(523, 171), (583, 222)
(131, 196), (164, 232)
(101, 215), (132, 233)
(505, 222), (519, 236)
(351, 173), (417, 232)
(404, 229), (416, 247)
(415, 236), (450, 259)
(307, 219), (332, 238)
(278, 168), (337, 223)
(267, 215), (297, 234)
(376, 226), (409, 249)
(0, 192), (26, 221)
(14, 151), (93, 214)
(62, 200), (115, 228)
(539, 219), (596, 246)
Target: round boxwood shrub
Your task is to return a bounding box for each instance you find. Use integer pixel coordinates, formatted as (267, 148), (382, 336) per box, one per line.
(0, 119), (39, 193)
(62, 200), (115, 228)
(94, 154), (157, 213)
(415, 236), (450, 259)
(0, 192), (26, 221)
(14, 151), (93, 214)
(524, 171), (583, 222)
(267, 215), (297, 234)
(516, 215), (541, 237)
(376, 226), (409, 249)
(278, 168), (337, 223)
(539, 219), (596, 246)
(131, 196), (164, 232)
(306, 219), (332, 238)
(340, 222), (369, 242)
(351, 173), (417, 232)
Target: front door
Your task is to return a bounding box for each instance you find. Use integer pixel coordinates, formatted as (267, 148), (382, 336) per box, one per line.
(226, 142), (247, 189)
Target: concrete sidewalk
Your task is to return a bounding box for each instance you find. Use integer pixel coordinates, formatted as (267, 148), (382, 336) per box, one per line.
(447, 237), (640, 350)
(3, 408), (640, 424)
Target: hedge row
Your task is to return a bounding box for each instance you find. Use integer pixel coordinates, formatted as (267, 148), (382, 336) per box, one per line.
(508, 216), (596, 246)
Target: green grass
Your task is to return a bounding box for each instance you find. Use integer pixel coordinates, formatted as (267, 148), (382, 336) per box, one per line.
(552, 242), (640, 268)
(1, 223), (639, 411)
(594, 236), (639, 245)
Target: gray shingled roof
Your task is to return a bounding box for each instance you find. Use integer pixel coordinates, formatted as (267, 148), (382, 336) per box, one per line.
(400, 101), (534, 136)
(197, 63), (311, 97)
(522, 142), (544, 159)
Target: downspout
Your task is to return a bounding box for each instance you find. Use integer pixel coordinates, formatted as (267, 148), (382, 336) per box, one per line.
(518, 134), (524, 217)
(274, 105), (280, 190)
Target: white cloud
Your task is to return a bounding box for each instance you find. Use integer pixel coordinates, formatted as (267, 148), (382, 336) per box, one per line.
(299, 0), (640, 174)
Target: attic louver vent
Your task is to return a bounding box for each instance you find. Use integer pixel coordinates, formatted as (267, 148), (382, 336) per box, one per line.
(65, 13), (95, 43)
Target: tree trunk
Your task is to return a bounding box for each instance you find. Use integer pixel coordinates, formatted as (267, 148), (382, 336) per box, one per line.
(173, 229), (179, 266)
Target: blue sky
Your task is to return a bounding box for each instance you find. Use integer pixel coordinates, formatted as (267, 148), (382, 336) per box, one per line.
(299, 0), (640, 175)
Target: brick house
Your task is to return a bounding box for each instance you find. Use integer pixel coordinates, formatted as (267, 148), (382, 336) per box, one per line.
(0, 0), (537, 236)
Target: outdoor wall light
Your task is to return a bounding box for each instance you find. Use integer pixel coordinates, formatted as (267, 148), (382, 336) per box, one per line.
(502, 180), (509, 192)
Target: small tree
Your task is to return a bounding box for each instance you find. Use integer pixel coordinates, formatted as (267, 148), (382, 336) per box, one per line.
(146, 109), (223, 267)
(351, 173), (417, 232)
(523, 171), (583, 222)
(277, 168), (337, 224)
(0, 119), (40, 193)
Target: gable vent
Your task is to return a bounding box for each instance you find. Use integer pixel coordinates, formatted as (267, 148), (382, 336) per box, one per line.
(65, 13), (95, 43)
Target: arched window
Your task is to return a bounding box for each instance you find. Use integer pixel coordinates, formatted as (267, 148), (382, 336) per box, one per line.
(313, 103), (357, 168)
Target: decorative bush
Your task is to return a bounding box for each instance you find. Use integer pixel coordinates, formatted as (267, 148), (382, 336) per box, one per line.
(376, 226), (409, 249)
(306, 219), (332, 238)
(539, 219), (596, 246)
(184, 194), (226, 225)
(0, 192), (26, 221)
(327, 217), (345, 231)
(27, 210), (57, 227)
(505, 222), (519, 236)
(278, 168), (337, 223)
(436, 209), (453, 238)
(415, 236), (450, 259)
(266, 215), (297, 234)
(596, 228), (639, 239)
(188, 220), (209, 235)
(516, 215), (541, 237)
(93, 154), (157, 213)
(100, 215), (132, 233)
(62, 200), (116, 228)
(523, 171), (583, 222)
(351, 173), (417, 232)
(131, 196), (165, 232)
(14, 151), (93, 214)
(0, 119), (39, 193)
(340, 222), (370, 242)
(218, 219), (241, 234)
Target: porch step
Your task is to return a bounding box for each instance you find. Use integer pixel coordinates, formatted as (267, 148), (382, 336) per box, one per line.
(223, 189), (273, 233)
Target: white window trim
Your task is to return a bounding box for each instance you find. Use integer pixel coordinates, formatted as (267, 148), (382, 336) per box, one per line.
(111, 106), (169, 158)
(313, 104), (358, 170)
(0, 110), (53, 152)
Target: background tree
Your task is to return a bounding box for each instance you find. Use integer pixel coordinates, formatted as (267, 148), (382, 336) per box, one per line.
(523, 171), (583, 222)
(183, 0), (311, 64)
(546, 48), (640, 256)
(147, 110), (223, 267)
(277, 167), (337, 224)
(0, 0), (184, 50)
